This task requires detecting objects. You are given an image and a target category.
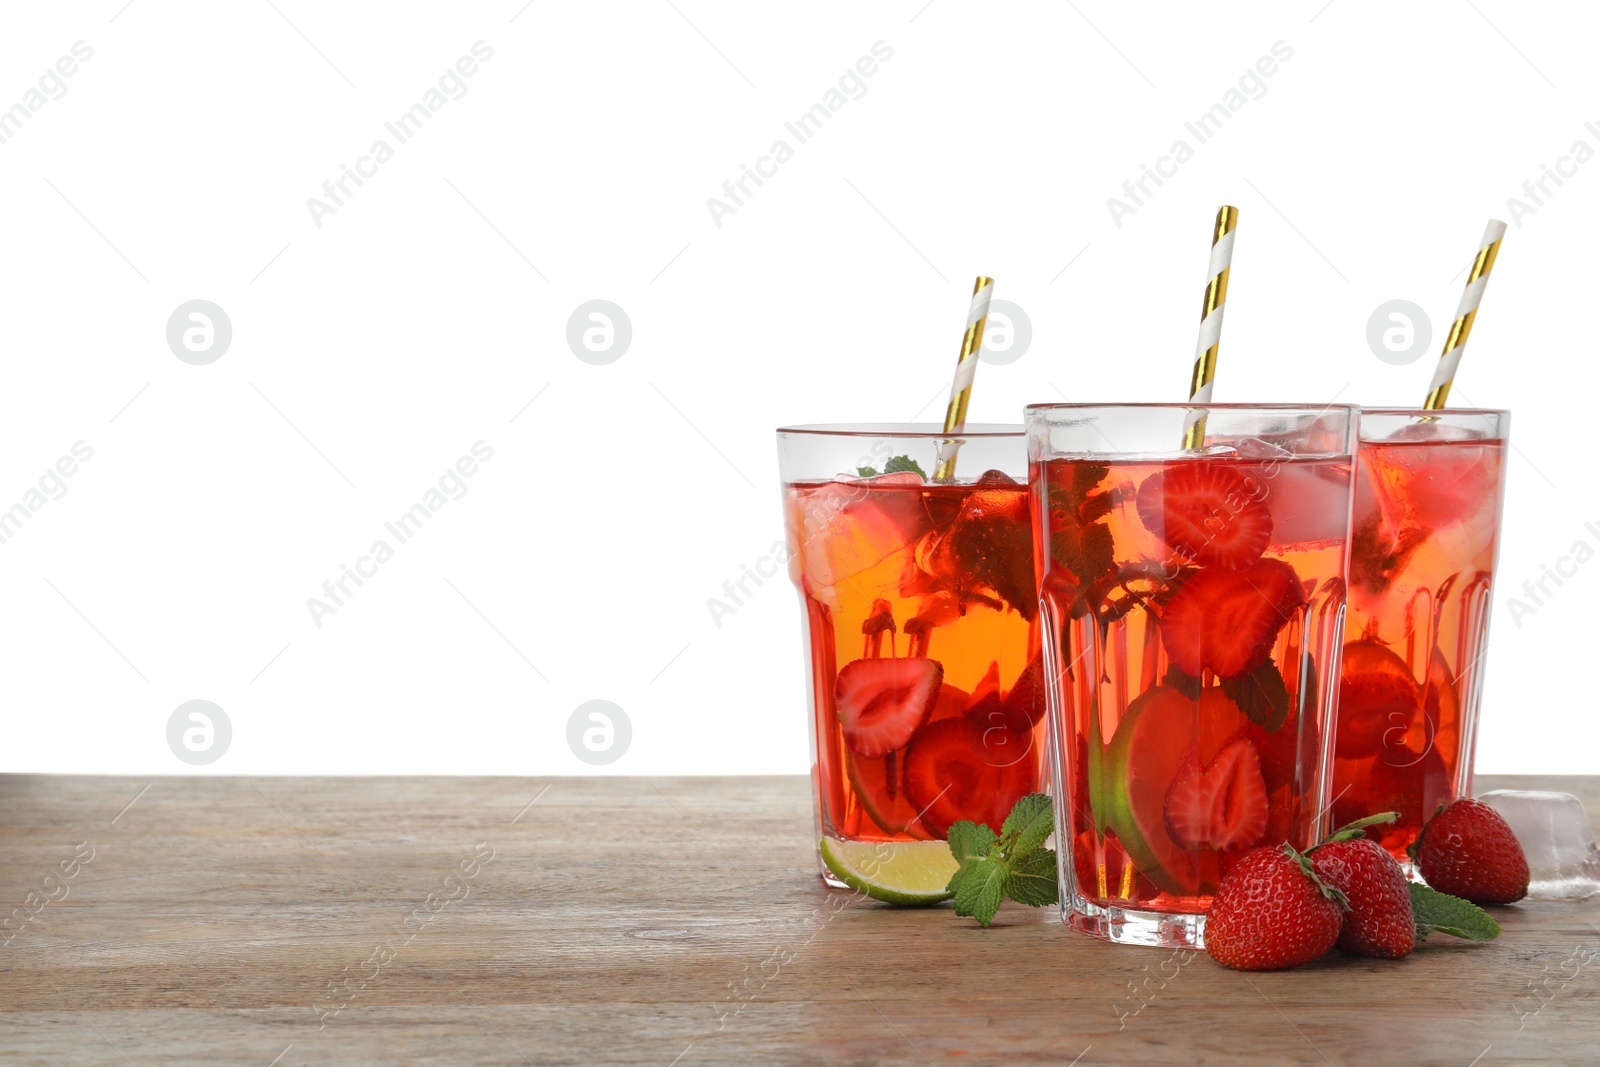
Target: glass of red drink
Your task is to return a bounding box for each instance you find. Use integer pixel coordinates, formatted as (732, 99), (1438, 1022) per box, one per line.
(1330, 409), (1509, 862)
(777, 425), (1045, 888)
(1026, 404), (1357, 946)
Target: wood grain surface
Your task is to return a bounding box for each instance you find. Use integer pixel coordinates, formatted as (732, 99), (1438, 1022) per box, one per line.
(1, 774), (1597, 1066)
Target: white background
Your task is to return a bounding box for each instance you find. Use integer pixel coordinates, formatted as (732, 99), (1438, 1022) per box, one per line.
(0, 1), (1594, 776)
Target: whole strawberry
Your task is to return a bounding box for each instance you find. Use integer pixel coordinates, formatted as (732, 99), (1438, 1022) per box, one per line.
(1205, 844), (1346, 971)
(1412, 798), (1529, 905)
(1311, 836), (1414, 959)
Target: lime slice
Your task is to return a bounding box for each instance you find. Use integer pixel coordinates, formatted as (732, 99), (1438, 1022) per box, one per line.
(819, 837), (958, 905)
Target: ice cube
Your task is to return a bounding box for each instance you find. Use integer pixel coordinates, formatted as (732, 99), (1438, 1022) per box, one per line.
(908, 484), (1032, 617)
(1263, 461), (1351, 546)
(1348, 440), (1499, 597)
(792, 477), (929, 592)
(1229, 436), (1294, 460)
(856, 470), (926, 485)
(1478, 790), (1600, 901)
(1385, 420), (1475, 444)
(1391, 442), (1498, 530)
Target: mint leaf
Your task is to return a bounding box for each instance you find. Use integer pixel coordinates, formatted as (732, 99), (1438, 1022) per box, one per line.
(855, 456), (925, 477)
(945, 821), (999, 893)
(1163, 665), (1203, 700)
(1045, 464), (1117, 619)
(1003, 848), (1059, 907)
(1001, 793), (1054, 856)
(967, 504), (1040, 622)
(1072, 462), (1111, 498)
(948, 820), (998, 865)
(953, 856), (1008, 926)
(1411, 883), (1502, 941)
(1220, 658), (1290, 732)
(1049, 524), (1114, 605)
(949, 794), (1063, 926)
(884, 455), (926, 477)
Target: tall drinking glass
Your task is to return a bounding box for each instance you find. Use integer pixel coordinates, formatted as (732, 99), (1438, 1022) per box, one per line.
(1330, 409), (1509, 862)
(777, 425), (1044, 887)
(1026, 404), (1357, 946)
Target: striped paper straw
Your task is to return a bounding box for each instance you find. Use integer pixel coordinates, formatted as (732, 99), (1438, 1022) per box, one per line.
(932, 276), (994, 481)
(1423, 220), (1506, 410)
(1182, 205), (1239, 450)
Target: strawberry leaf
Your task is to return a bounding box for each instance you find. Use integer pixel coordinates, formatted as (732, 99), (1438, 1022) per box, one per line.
(1317, 811), (1399, 847)
(1411, 883), (1502, 941)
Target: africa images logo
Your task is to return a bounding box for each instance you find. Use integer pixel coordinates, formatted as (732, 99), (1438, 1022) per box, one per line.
(704, 41), (895, 228)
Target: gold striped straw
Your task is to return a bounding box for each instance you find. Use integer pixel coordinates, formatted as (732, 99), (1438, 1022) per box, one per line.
(1182, 205), (1239, 450)
(1423, 220), (1506, 410)
(932, 275), (994, 481)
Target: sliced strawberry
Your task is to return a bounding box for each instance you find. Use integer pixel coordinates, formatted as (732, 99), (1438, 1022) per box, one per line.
(1104, 686), (1249, 897)
(844, 686), (967, 839)
(1335, 641), (1421, 760)
(962, 655), (1041, 739)
(962, 660), (1019, 736)
(903, 716), (1037, 838)
(1219, 796), (1296, 881)
(1163, 738), (1268, 852)
(1419, 647), (1461, 765)
(1136, 463), (1273, 572)
(1209, 744), (1270, 851)
(835, 657), (943, 758)
(1159, 558), (1305, 679)
(924, 680), (972, 725)
(969, 660), (1002, 707)
(934, 485), (1037, 620)
(1348, 745), (1452, 858)
(1163, 753), (1212, 849)
(1231, 720), (1298, 795)
(1002, 651), (1048, 726)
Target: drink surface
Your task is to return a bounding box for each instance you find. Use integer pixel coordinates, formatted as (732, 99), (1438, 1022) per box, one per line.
(784, 472), (1043, 849)
(1036, 452), (1350, 917)
(1332, 435), (1506, 858)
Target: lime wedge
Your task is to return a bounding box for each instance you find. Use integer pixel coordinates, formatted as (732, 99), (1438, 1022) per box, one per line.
(819, 836), (958, 905)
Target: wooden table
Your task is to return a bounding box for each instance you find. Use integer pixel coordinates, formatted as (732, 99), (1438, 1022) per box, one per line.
(1, 774), (1596, 1065)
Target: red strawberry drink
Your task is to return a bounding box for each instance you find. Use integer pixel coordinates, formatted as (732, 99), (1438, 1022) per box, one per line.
(778, 425), (1044, 888)
(1026, 404), (1357, 947)
(1330, 411), (1508, 862)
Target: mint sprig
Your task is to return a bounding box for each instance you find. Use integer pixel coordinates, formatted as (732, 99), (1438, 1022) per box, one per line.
(856, 455), (926, 478)
(1410, 883), (1502, 941)
(945, 792), (1059, 927)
